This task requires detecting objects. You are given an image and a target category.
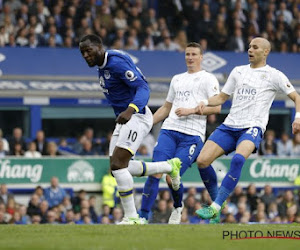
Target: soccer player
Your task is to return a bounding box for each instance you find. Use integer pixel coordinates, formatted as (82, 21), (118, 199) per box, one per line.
(183, 37), (300, 222)
(79, 34), (182, 225)
(140, 42), (221, 224)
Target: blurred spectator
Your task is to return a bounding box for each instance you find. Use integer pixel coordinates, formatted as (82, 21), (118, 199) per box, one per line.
(267, 202), (279, 221)
(278, 190), (297, 217)
(46, 141), (61, 156)
(277, 132), (293, 156)
(0, 140), (8, 158)
(0, 184), (14, 205)
(6, 198), (16, 216)
(260, 185), (276, 211)
(24, 141), (42, 158)
(33, 130), (48, 155)
(71, 189), (86, 213)
(34, 185), (44, 202)
(44, 177), (66, 208)
(151, 199), (171, 223)
(246, 183), (258, 213)
(291, 133), (300, 156)
(8, 127), (26, 153)
(259, 129), (277, 156)
(111, 207), (123, 224)
(27, 194), (40, 217)
(80, 140), (97, 156)
(101, 171), (119, 209)
(0, 129), (9, 152)
(19, 204), (30, 224)
(10, 142), (24, 156)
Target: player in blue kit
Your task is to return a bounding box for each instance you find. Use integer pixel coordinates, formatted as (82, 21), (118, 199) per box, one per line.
(139, 42), (221, 224)
(79, 34), (182, 225)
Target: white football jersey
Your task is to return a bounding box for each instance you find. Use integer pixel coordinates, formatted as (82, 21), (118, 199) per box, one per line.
(162, 70), (220, 141)
(222, 64), (295, 132)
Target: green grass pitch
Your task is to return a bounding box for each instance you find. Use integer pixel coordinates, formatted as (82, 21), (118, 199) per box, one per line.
(0, 224), (299, 250)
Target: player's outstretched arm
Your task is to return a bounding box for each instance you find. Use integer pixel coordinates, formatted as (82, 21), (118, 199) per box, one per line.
(288, 91), (300, 134)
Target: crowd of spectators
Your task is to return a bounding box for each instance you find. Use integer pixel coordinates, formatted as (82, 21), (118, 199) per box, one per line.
(0, 0), (299, 52)
(0, 126), (156, 157)
(0, 181), (300, 224)
(0, 125), (300, 157)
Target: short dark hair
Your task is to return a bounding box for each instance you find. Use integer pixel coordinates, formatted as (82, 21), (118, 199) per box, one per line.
(186, 42), (202, 55)
(80, 34), (103, 45)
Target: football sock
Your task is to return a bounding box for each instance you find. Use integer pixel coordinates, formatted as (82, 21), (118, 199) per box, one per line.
(214, 154), (245, 207)
(140, 176), (160, 220)
(171, 183), (184, 208)
(112, 168), (138, 218)
(127, 160), (172, 176)
(198, 165), (218, 201)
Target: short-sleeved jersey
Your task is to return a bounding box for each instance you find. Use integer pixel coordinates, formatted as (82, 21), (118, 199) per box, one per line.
(162, 70), (220, 141)
(97, 50), (150, 116)
(222, 64), (295, 132)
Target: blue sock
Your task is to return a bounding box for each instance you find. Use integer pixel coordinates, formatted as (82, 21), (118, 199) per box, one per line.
(140, 176), (160, 220)
(215, 154), (245, 206)
(170, 183), (184, 208)
(198, 165), (218, 201)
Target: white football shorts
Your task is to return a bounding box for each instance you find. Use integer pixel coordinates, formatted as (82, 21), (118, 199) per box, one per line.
(109, 106), (153, 156)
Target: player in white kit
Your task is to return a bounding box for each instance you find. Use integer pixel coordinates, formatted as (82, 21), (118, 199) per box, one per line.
(140, 42), (221, 224)
(180, 37), (300, 222)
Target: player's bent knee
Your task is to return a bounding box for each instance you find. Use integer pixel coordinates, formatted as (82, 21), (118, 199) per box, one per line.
(197, 157), (210, 169)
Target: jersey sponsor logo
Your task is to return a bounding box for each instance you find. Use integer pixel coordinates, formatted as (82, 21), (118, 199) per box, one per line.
(175, 90), (190, 101)
(125, 70), (137, 81)
(236, 87), (257, 101)
(104, 70), (111, 79)
(99, 76), (108, 93)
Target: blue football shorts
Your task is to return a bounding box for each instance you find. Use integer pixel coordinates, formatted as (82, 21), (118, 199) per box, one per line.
(208, 124), (263, 155)
(152, 129), (203, 176)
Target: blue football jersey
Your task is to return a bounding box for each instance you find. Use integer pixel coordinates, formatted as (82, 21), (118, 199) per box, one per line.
(97, 50), (150, 116)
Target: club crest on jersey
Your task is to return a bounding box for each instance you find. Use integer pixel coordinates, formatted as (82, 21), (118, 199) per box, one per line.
(104, 70), (111, 79)
(261, 74), (267, 80)
(99, 76), (108, 93)
(286, 83), (291, 88)
(125, 70), (137, 81)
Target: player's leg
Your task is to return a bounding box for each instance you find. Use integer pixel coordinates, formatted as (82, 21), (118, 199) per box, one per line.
(197, 127), (263, 220)
(140, 130), (177, 220)
(213, 127), (263, 210)
(166, 135), (202, 224)
(111, 109), (152, 224)
(127, 131), (181, 179)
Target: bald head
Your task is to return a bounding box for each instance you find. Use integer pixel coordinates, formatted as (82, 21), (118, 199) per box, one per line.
(252, 37), (271, 53)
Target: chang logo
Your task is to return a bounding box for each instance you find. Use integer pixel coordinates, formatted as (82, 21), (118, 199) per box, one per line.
(67, 160), (95, 182)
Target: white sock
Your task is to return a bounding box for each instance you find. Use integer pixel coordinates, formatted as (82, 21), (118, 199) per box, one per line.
(127, 160), (172, 176)
(112, 168), (138, 218)
(211, 202), (221, 211)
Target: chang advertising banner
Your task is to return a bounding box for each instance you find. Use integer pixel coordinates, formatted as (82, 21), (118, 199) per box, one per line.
(1, 158), (299, 190)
